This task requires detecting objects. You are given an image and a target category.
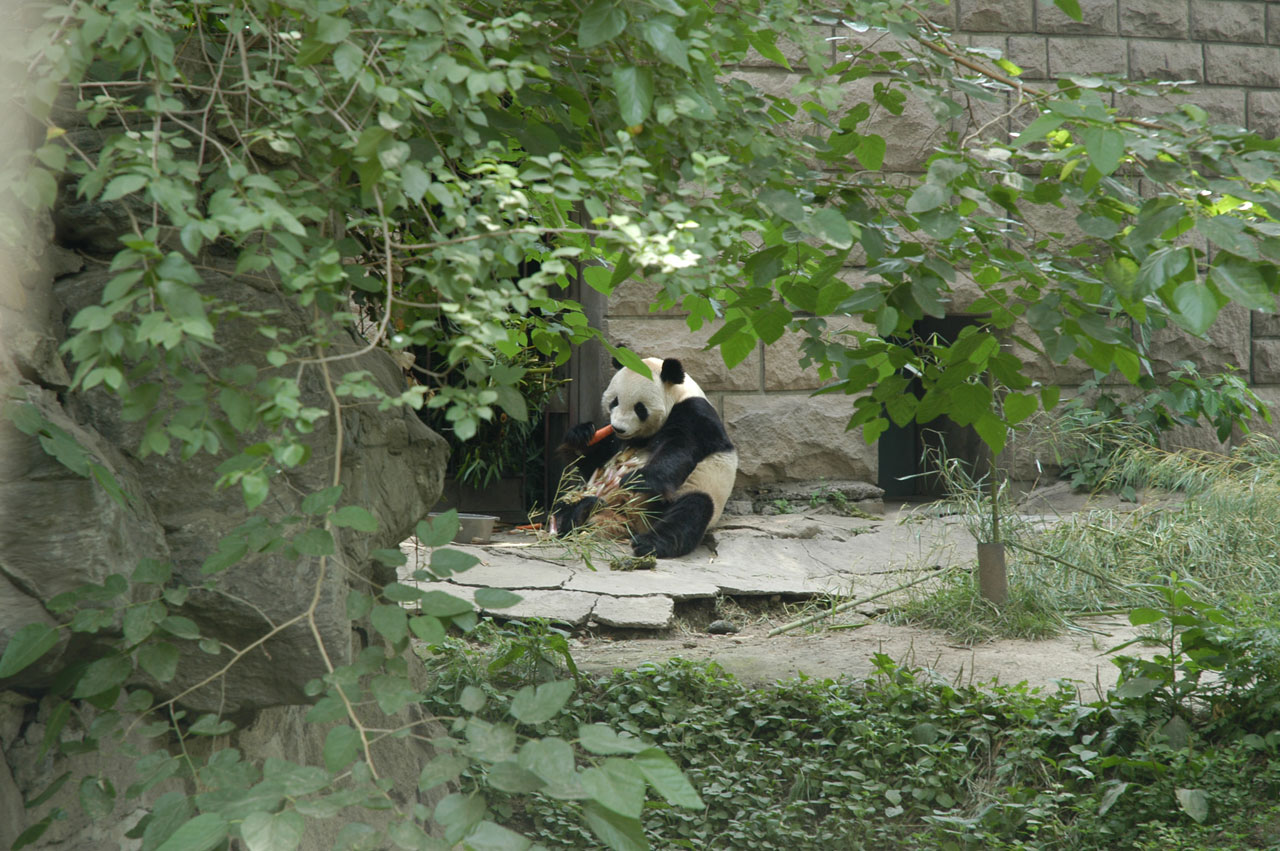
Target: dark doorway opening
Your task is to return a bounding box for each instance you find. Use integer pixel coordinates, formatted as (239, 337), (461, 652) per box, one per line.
(877, 314), (992, 499)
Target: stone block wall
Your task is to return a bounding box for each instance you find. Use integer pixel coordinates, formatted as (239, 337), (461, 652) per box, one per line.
(597, 0), (1280, 490)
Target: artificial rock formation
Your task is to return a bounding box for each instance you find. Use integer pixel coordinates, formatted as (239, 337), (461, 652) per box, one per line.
(0, 118), (450, 847)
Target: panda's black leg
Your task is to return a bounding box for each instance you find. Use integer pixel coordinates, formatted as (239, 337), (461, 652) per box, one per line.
(552, 496), (600, 535)
(631, 492), (714, 558)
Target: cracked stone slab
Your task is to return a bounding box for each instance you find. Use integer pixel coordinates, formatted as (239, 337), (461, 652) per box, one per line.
(495, 589), (599, 625)
(661, 554), (829, 596)
(435, 561), (570, 590)
(591, 595), (674, 629)
(716, 513), (879, 540)
(564, 568), (720, 600)
(404, 581), (599, 626)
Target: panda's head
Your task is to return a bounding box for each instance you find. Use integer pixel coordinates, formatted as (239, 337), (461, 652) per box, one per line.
(601, 356), (704, 440)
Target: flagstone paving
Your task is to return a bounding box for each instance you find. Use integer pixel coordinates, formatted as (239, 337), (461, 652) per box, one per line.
(397, 507), (979, 630)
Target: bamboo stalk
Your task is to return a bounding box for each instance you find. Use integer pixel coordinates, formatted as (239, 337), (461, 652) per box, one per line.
(767, 569), (954, 637)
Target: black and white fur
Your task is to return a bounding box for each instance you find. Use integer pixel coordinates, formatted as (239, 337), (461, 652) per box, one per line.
(552, 357), (737, 558)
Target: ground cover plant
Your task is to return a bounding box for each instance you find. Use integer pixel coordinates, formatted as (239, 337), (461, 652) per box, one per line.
(421, 604), (1280, 851)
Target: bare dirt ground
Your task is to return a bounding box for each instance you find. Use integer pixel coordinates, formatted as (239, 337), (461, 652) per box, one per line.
(569, 611), (1142, 701)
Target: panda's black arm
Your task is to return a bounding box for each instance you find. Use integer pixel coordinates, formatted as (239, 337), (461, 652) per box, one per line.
(630, 398), (733, 497)
(556, 421), (621, 482)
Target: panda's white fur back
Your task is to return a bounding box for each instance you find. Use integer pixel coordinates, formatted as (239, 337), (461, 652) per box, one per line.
(676, 447), (737, 527)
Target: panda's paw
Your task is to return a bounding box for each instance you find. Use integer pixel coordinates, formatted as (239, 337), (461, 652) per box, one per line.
(552, 496), (600, 535)
(562, 422), (597, 453)
(631, 533), (657, 557)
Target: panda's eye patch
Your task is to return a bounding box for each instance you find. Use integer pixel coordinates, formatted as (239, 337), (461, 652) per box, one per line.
(634, 402), (648, 421)
(608, 397), (618, 409)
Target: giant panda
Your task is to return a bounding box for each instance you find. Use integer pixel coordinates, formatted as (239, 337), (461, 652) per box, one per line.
(550, 357), (737, 559)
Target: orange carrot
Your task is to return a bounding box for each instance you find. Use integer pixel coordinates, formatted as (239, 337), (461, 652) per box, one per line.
(588, 424), (614, 446)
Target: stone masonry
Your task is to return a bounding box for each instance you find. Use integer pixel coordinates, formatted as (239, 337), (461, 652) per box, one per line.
(599, 0), (1280, 487)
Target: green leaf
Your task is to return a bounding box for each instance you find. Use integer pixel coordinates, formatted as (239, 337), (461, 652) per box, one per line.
(188, 714), (235, 736)
(153, 813), (229, 851)
(408, 615), (445, 644)
(579, 724), (649, 755)
(1197, 215), (1254, 258)
(633, 748), (703, 809)
(331, 505), (378, 532)
(460, 821), (534, 851)
(314, 14), (351, 44)
(465, 718), (517, 763)
(1128, 607), (1166, 626)
(509, 679), (575, 725)
(1171, 280), (1220, 335)
(854, 134), (886, 171)
(371, 604), (408, 644)
(10, 814), (54, 851)
(292, 528), (335, 556)
(160, 615), (200, 640)
(434, 793), (486, 845)
(241, 472), (269, 511)
(240, 810), (304, 851)
(607, 346), (652, 378)
(905, 182), (947, 214)
(1134, 246), (1189, 297)
(1098, 781), (1129, 815)
(747, 31), (790, 69)
(640, 18), (689, 71)
(582, 800), (648, 851)
(294, 38), (333, 66)
(1053, 0), (1083, 21)
(1209, 255), (1274, 311)
(1041, 385), (1061, 411)
(302, 486), (343, 515)
(581, 758), (646, 819)
(973, 413), (1007, 456)
(382, 582), (425, 604)
(486, 761), (545, 794)
(1113, 676), (1162, 699)
(417, 510), (459, 547)
(519, 736), (578, 782)
(138, 642), (180, 683)
(100, 173), (147, 202)
(612, 66), (654, 126)
(805, 208), (854, 249)
(1013, 113), (1065, 148)
(578, 0), (627, 49)
(758, 188), (806, 224)
(333, 41), (363, 80)
(79, 775), (115, 820)
(420, 590), (475, 617)
(1175, 787), (1209, 823)
(323, 725), (361, 773)
(73, 654), (132, 698)
(474, 587), (522, 609)
(1002, 393), (1037, 425)
(419, 753), (469, 792)
(1081, 127), (1125, 176)
(0, 622), (60, 678)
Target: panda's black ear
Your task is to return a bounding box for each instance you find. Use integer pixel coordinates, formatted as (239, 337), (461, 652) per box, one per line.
(611, 357), (623, 371)
(660, 358), (685, 385)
